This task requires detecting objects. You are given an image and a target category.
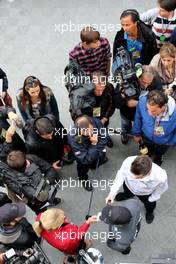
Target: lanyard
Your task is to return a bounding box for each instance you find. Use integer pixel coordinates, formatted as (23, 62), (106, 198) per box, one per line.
(161, 18), (172, 34)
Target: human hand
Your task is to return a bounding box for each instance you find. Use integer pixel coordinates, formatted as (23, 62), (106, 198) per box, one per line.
(105, 193), (114, 204)
(165, 87), (173, 96)
(52, 160), (62, 171)
(133, 135), (142, 143)
(86, 215), (97, 224)
(101, 117), (108, 125)
(126, 99), (138, 108)
(6, 121), (16, 142)
(90, 134), (98, 145)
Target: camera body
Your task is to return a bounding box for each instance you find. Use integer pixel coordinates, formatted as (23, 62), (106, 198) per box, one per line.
(3, 242), (51, 264)
(112, 46), (140, 100)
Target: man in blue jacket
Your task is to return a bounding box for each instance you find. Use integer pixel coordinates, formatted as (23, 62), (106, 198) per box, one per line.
(68, 115), (108, 191)
(133, 90), (176, 165)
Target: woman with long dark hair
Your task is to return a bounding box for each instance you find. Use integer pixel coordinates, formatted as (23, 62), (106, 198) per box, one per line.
(16, 76), (59, 121)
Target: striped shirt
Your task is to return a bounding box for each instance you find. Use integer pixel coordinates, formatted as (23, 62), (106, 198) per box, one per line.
(69, 37), (111, 76)
(153, 11), (176, 48)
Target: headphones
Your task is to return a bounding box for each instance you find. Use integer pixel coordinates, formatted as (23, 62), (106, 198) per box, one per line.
(134, 63), (143, 78)
(120, 9), (140, 22)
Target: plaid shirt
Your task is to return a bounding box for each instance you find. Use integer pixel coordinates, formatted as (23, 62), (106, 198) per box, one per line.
(69, 37), (111, 76)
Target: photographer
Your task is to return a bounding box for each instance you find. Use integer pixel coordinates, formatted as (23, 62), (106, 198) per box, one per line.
(0, 106), (25, 159)
(68, 71), (115, 147)
(113, 65), (162, 144)
(0, 203), (40, 251)
(68, 115), (108, 191)
(23, 114), (73, 167)
(113, 9), (158, 65)
(1, 150), (61, 214)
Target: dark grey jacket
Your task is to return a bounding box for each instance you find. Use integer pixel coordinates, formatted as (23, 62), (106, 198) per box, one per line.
(107, 198), (141, 252)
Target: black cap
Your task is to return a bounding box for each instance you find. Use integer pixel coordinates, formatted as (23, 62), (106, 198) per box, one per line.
(0, 203), (26, 224)
(100, 205), (132, 225)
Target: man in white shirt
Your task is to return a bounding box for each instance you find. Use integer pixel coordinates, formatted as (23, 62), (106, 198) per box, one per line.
(106, 156), (168, 224)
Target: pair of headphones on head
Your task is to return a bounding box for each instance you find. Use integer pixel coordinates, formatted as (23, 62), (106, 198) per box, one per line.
(120, 9), (140, 22)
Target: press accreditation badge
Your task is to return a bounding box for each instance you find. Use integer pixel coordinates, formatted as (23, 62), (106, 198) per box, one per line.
(93, 107), (101, 117)
(1, 128), (6, 139)
(154, 126), (165, 136)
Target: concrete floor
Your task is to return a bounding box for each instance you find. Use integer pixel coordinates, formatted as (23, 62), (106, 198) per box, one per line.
(0, 0), (176, 263)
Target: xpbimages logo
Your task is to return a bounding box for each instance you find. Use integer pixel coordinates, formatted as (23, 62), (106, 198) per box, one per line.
(58, 178), (114, 191)
(54, 21), (121, 35)
(54, 126), (121, 138)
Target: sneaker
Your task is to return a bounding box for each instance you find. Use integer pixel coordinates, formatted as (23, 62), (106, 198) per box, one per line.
(153, 155), (163, 166)
(107, 137), (113, 148)
(122, 246), (131, 255)
(145, 211), (154, 224)
(82, 180), (93, 192)
(114, 192), (128, 201)
(121, 134), (129, 145)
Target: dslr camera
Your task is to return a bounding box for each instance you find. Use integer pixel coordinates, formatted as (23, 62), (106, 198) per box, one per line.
(3, 242), (51, 264)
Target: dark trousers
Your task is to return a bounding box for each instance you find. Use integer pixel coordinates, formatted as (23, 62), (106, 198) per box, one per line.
(123, 183), (156, 213)
(143, 137), (169, 158)
(77, 155), (105, 181)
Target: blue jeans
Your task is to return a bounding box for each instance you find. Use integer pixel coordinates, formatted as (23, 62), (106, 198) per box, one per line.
(120, 113), (132, 135)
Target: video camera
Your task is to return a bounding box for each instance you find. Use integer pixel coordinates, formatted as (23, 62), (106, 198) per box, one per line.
(112, 46), (140, 99)
(64, 61), (92, 93)
(2, 242), (51, 264)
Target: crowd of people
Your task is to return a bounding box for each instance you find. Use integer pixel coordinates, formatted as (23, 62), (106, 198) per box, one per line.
(0, 0), (176, 263)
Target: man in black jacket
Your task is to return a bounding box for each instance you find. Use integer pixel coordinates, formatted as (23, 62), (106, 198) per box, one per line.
(68, 115), (108, 191)
(23, 114), (65, 171)
(3, 150), (61, 214)
(113, 65), (163, 144)
(113, 9), (158, 65)
(0, 203), (40, 251)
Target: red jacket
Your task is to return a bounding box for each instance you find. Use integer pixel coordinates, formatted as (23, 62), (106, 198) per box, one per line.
(36, 214), (90, 255)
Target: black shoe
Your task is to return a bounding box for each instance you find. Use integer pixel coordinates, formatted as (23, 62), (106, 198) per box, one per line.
(67, 256), (75, 263)
(145, 211), (154, 224)
(107, 137), (113, 148)
(62, 155), (74, 165)
(99, 156), (108, 166)
(114, 192), (128, 201)
(52, 197), (62, 206)
(121, 134), (129, 145)
(82, 180), (93, 192)
(153, 155), (163, 166)
(122, 246), (131, 255)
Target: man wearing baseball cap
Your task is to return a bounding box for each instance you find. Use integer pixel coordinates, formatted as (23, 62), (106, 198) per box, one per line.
(99, 197), (141, 254)
(0, 203), (40, 250)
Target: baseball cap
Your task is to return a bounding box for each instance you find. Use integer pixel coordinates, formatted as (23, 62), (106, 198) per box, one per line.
(100, 205), (132, 225)
(0, 203), (26, 224)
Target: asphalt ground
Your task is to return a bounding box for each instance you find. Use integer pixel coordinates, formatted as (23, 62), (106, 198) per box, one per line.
(0, 0), (176, 263)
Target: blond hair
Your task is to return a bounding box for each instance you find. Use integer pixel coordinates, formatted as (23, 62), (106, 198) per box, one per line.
(33, 208), (65, 236)
(160, 43), (176, 59)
